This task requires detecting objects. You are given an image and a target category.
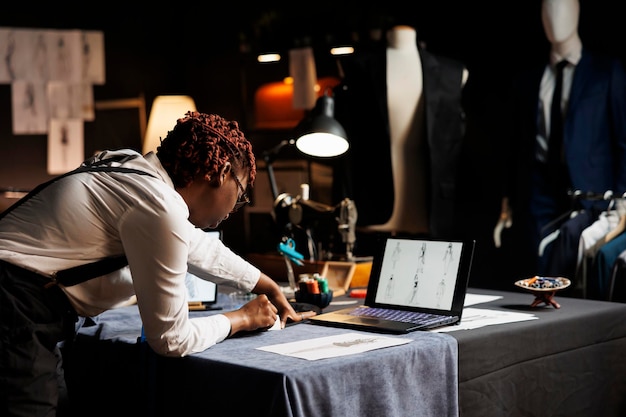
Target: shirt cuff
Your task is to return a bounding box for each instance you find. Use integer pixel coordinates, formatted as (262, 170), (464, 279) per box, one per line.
(214, 314), (232, 343)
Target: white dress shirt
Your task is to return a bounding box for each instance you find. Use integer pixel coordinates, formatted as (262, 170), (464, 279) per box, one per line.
(0, 149), (260, 356)
(536, 45), (582, 163)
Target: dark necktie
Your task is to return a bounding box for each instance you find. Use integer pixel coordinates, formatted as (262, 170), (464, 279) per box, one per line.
(547, 60), (568, 166)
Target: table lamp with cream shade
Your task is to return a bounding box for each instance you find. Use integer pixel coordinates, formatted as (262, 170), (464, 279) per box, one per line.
(143, 95), (197, 154)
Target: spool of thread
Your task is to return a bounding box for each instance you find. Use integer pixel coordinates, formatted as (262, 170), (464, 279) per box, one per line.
(300, 183), (310, 200)
(317, 277), (329, 293)
(306, 279), (320, 294)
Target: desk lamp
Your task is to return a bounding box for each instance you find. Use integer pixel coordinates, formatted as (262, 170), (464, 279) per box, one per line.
(293, 89), (349, 158)
(262, 91), (356, 261)
(263, 90), (349, 200)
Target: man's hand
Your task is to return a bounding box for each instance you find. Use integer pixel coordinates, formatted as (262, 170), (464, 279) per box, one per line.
(494, 197), (513, 248)
(223, 294), (279, 335)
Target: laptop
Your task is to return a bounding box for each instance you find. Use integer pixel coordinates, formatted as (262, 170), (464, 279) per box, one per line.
(186, 230), (221, 310)
(308, 237), (476, 333)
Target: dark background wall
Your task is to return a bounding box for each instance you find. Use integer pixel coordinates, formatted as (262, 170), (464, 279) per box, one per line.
(1, 0), (624, 285)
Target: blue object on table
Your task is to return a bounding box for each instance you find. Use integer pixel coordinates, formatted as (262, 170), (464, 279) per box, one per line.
(278, 238), (304, 266)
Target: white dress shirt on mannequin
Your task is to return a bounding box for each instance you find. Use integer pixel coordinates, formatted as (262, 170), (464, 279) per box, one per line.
(539, 0), (582, 161)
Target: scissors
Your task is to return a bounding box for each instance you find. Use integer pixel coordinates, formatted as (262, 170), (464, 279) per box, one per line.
(278, 238), (304, 266)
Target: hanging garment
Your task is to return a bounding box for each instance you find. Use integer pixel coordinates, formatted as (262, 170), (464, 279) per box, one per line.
(543, 210), (596, 281)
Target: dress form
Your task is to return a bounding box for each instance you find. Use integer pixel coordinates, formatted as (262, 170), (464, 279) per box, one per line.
(494, 0), (582, 247)
(542, 0), (581, 59)
(364, 25), (428, 235)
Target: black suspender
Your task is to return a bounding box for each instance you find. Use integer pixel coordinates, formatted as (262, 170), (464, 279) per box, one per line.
(49, 255), (132, 287)
(0, 158), (157, 287)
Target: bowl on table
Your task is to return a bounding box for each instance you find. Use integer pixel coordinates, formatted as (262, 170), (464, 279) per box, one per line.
(514, 276), (571, 309)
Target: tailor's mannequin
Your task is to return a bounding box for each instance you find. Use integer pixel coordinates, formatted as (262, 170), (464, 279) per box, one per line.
(365, 25), (427, 234)
(365, 25), (468, 235)
(542, 0), (581, 56)
(494, 0), (582, 247)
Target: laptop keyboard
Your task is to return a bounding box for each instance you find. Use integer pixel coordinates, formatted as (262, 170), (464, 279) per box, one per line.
(348, 307), (455, 326)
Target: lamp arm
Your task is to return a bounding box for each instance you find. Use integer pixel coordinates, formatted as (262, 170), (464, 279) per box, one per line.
(264, 157), (279, 201)
(299, 198), (335, 213)
(262, 139), (295, 201)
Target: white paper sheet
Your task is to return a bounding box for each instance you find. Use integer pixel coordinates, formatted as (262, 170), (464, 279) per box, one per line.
(464, 293), (504, 306)
(257, 332), (411, 360)
(430, 307), (537, 332)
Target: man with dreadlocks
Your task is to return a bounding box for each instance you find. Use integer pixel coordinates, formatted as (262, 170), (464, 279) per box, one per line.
(0, 111), (314, 417)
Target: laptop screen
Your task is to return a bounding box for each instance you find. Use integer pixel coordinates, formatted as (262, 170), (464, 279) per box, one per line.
(186, 230), (221, 304)
(366, 237), (474, 316)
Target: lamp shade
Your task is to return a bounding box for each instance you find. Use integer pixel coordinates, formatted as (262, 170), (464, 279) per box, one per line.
(295, 94), (349, 158)
(143, 95), (197, 154)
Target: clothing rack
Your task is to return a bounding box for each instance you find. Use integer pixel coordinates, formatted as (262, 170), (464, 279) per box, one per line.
(540, 190), (618, 237)
(568, 190), (626, 201)
(559, 190), (626, 302)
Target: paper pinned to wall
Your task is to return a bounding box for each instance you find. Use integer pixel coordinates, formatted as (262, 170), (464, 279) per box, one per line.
(0, 27), (105, 135)
(47, 118), (84, 174)
(11, 80), (48, 134)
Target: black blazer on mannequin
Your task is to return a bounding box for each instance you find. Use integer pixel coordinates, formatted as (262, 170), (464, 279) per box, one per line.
(333, 44), (466, 239)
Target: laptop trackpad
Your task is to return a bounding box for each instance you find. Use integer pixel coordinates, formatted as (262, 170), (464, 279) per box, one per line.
(347, 317), (418, 332)
(348, 317), (384, 325)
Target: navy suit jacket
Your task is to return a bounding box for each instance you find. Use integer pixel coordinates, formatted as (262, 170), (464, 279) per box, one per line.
(333, 45), (466, 239)
(507, 49), (626, 213)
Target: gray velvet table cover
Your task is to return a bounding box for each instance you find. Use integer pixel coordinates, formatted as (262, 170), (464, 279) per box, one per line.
(66, 295), (459, 417)
(453, 288), (626, 417)
(66, 288), (626, 417)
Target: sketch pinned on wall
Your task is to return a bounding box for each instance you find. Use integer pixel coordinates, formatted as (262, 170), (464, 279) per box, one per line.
(47, 118), (83, 175)
(0, 28), (105, 85)
(6, 28), (50, 82)
(0, 27), (104, 141)
(0, 27), (16, 82)
(82, 31), (105, 85)
(47, 82), (81, 119)
(30, 30), (49, 82)
(46, 29), (82, 83)
(11, 80), (48, 134)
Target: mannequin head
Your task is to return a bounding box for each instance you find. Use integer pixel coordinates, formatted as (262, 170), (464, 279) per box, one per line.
(541, 0), (579, 45)
(386, 25), (417, 47)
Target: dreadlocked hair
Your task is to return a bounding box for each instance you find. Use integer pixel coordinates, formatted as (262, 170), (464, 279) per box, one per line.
(156, 111), (256, 189)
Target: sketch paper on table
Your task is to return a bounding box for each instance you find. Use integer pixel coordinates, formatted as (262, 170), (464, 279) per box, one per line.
(464, 293), (503, 306)
(257, 332), (411, 360)
(429, 307), (537, 332)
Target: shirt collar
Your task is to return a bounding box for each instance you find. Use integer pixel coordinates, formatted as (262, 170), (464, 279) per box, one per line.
(550, 37), (582, 67)
(144, 151), (175, 189)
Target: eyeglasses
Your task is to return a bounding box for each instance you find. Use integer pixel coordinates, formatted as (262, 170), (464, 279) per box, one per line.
(230, 170), (250, 212)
